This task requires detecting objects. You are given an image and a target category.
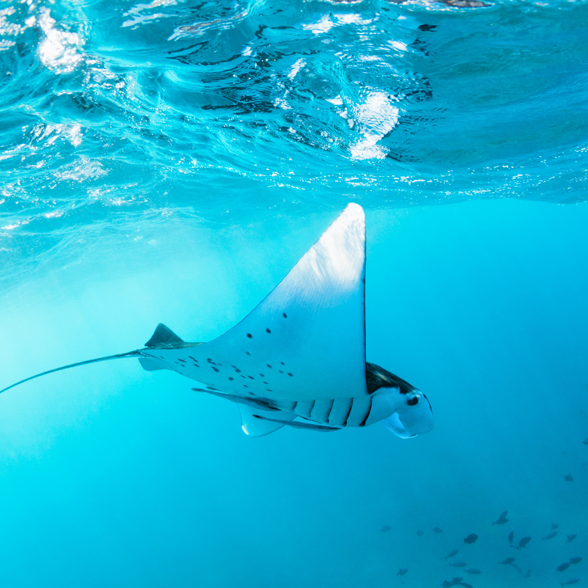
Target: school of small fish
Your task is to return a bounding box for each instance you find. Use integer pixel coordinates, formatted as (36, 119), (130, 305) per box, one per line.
(380, 507), (584, 586)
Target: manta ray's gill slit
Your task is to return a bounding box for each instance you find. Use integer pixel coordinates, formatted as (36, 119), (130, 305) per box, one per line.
(342, 399), (354, 427)
(359, 398), (373, 427)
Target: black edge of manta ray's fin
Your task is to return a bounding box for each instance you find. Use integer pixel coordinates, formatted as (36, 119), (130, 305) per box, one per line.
(0, 350), (141, 395)
(145, 323), (184, 347)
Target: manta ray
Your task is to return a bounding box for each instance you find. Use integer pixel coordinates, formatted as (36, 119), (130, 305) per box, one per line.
(1, 204), (433, 438)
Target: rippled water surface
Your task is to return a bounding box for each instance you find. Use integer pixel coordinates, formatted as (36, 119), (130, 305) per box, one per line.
(2, 0), (588, 288)
(1, 1), (587, 587)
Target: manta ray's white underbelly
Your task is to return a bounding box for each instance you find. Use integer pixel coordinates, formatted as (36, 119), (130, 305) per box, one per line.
(140, 347), (396, 428)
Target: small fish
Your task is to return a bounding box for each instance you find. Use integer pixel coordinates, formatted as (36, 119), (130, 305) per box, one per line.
(525, 569), (532, 578)
(557, 562), (571, 573)
(542, 531), (558, 540)
(508, 531), (514, 545)
(398, 568), (408, 576)
(433, 526), (444, 534)
(567, 534), (577, 543)
(570, 556), (582, 565)
(500, 558), (516, 565)
(553, 523), (560, 529)
(380, 525), (392, 533)
(493, 511), (509, 525)
(561, 579), (580, 586)
(464, 533), (478, 544)
(517, 536), (531, 549)
(450, 562), (467, 568)
(584, 438), (588, 445)
(465, 568), (481, 574)
(564, 474), (574, 482)
(459, 583), (473, 588)
(441, 582), (453, 588)
(445, 549), (459, 560)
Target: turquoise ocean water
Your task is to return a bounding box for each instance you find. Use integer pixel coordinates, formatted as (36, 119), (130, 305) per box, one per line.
(1, 1), (587, 586)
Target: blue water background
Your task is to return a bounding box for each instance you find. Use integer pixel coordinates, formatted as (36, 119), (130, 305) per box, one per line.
(1, 0), (588, 586)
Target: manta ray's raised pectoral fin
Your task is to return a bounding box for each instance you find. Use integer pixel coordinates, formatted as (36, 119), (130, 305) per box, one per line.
(149, 203), (368, 403)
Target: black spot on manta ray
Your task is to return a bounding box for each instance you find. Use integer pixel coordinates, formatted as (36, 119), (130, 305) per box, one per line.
(246, 333), (252, 338)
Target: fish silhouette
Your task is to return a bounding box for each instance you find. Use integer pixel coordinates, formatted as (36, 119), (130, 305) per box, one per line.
(433, 526), (444, 534)
(500, 557), (521, 572)
(398, 568), (408, 576)
(450, 562), (467, 568)
(493, 511), (509, 525)
(445, 549), (459, 560)
(564, 474), (574, 482)
(464, 533), (478, 544)
(552, 523), (560, 529)
(465, 568), (481, 574)
(517, 536), (531, 549)
(569, 556), (582, 565)
(459, 583), (474, 588)
(557, 562), (571, 573)
(584, 438), (588, 445)
(561, 579), (580, 586)
(380, 525), (391, 533)
(508, 531), (514, 545)
(542, 531), (558, 540)
(566, 534), (577, 543)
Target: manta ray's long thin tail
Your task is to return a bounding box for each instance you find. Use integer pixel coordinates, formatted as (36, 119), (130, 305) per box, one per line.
(0, 350), (141, 395)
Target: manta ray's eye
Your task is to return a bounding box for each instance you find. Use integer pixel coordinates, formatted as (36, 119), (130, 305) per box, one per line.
(407, 396), (419, 406)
